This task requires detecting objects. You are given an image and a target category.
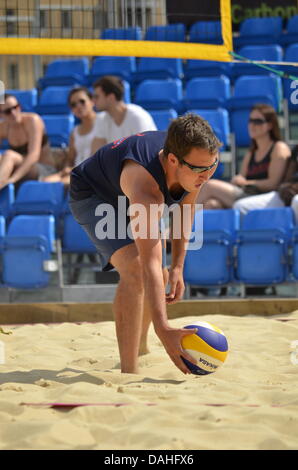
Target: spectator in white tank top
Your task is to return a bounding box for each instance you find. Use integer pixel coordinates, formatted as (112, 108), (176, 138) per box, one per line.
(44, 86), (101, 185)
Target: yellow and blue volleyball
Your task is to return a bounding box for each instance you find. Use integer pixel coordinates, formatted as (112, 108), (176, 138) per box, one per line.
(181, 321), (228, 375)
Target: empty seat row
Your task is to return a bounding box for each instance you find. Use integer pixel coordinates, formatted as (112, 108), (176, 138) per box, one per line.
(100, 21), (222, 44)
(2, 206), (298, 290)
(234, 16), (298, 48)
(184, 207), (298, 287)
(37, 41), (298, 90)
(99, 16), (298, 47)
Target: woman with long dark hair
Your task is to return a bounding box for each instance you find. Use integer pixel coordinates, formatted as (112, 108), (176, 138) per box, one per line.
(197, 103), (291, 209)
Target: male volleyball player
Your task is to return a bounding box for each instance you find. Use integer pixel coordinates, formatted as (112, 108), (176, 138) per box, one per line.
(69, 114), (221, 374)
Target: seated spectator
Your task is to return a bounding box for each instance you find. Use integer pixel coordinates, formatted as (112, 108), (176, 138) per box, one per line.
(44, 86), (102, 185)
(91, 75), (157, 152)
(197, 104), (291, 208)
(0, 93), (56, 189)
(234, 145), (298, 222)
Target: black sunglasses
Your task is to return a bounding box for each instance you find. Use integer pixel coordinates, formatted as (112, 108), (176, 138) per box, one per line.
(249, 118), (267, 125)
(181, 157), (218, 174)
(1, 104), (20, 115)
(70, 98), (87, 109)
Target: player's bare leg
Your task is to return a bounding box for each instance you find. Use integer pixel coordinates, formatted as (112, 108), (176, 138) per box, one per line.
(110, 244), (144, 374)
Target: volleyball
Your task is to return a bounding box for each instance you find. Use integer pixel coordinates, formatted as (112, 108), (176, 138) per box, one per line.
(181, 321), (228, 375)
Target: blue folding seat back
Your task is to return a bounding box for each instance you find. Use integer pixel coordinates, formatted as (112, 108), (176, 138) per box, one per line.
(280, 16), (298, 46)
(183, 209), (240, 286)
(88, 56), (136, 83)
(134, 79), (183, 111)
(8, 214), (56, 251)
(184, 60), (232, 79)
(0, 184), (15, 220)
(42, 114), (75, 147)
(12, 181), (65, 220)
(35, 86), (73, 115)
(5, 89), (38, 112)
(231, 45), (283, 79)
(183, 76), (230, 110)
(62, 213), (96, 254)
(101, 27), (142, 40)
(2, 215), (56, 288)
(38, 59), (89, 88)
(228, 75), (283, 112)
(234, 17), (283, 48)
(149, 109), (178, 131)
(241, 208), (294, 234)
(187, 108), (230, 150)
(189, 21), (222, 44)
(145, 24), (185, 42)
(132, 58), (183, 83)
(235, 208), (294, 284)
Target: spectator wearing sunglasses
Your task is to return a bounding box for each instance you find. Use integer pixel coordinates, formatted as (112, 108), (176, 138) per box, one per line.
(43, 86), (104, 185)
(90, 75), (156, 153)
(197, 104), (291, 209)
(69, 114), (221, 374)
(0, 93), (56, 189)
(234, 145), (298, 221)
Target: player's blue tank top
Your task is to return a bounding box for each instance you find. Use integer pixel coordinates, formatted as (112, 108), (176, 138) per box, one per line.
(70, 130), (188, 206)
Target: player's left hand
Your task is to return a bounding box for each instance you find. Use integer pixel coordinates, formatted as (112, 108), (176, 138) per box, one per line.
(166, 267), (185, 304)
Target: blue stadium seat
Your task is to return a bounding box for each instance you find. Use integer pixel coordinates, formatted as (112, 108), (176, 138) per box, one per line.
(145, 24), (185, 42)
(1, 214), (56, 288)
(134, 79), (183, 111)
(11, 181), (65, 225)
(234, 17), (283, 48)
(183, 209), (240, 286)
(184, 60), (232, 79)
(88, 56), (136, 84)
(62, 212), (96, 254)
(35, 86), (73, 115)
(228, 74), (282, 112)
(189, 21), (222, 44)
(228, 75), (283, 146)
(42, 114), (75, 147)
(0, 184), (15, 220)
(101, 27), (142, 40)
(132, 57), (183, 84)
(149, 109), (178, 131)
(5, 89), (38, 112)
(230, 45), (283, 79)
(187, 108), (230, 150)
(182, 76), (231, 110)
(38, 59), (89, 89)
(280, 16), (298, 46)
(235, 208), (294, 285)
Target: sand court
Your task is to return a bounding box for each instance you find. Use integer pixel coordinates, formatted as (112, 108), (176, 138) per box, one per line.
(0, 309), (297, 450)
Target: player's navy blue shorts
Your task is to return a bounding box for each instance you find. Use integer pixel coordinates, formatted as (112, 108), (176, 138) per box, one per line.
(69, 194), (167, 272)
